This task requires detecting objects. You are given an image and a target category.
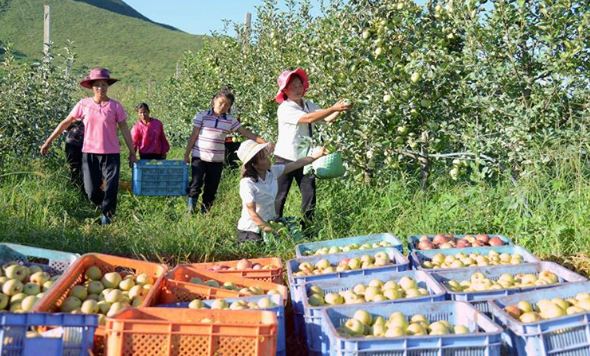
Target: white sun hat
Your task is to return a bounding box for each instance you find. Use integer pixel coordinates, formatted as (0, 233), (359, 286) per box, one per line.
(237, 140), (270, 165)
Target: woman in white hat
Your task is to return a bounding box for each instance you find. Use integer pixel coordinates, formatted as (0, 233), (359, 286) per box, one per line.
(236, 140), (326, 242)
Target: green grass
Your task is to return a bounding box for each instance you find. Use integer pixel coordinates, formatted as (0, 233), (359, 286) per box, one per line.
(2, 146), (590, 265)
(0, 0), (205, 81)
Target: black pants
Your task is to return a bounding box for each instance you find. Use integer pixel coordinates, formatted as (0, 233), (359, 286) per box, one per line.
(275, 157), (316, 224)
(188, 157), (224, 212)
(237, 230), (262, 242)
(139, 153), (165, 160)
(82, 153), (120, 217)
(65, 143), (83, 190)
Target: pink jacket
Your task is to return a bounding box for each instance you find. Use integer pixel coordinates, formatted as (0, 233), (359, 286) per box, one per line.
(131, 118), (170, 155)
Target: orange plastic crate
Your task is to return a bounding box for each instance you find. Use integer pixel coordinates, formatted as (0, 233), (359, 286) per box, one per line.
(105, 307), (278, 356)
(189, 257), (283, 284)
(33, 253), (168, 353)
(155, 266), (288, 305)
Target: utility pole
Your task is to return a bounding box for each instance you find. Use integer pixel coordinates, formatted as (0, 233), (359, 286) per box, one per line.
(243, 12), (251, 47)
(43, 5), (50, 55)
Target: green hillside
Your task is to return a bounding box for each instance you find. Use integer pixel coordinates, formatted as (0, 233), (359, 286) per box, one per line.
(0, 0), (205, 81)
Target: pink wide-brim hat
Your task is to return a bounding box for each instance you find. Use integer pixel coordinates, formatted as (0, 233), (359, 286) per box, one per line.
(79, 67), (118, 89)
(274, 68), (309, 103)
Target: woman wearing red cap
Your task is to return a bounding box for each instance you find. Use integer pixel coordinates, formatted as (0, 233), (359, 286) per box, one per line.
(273, 68), (351, 228)
(40, 67), (136, 225)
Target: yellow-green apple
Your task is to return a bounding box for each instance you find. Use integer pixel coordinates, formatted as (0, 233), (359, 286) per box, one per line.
(23, 283), (40, 296)
(119, 278), (135, 291)
(85, 266), (102, 281)
(2, 279), (23, 296)
(81, 299), (99, 314)
(101, 272), (122, 289)
(60, 296), (82, 312)
(30, 271), (50, 285)
(324, 292), (344, 305)
(353, 309), (372, 326)
(70, 285), (88, 300)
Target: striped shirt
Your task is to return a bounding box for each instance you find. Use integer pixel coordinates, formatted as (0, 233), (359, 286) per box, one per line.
(191, 110), (241, 162)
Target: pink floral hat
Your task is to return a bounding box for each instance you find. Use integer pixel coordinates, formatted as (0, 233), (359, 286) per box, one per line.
(275, 68), (309, 103)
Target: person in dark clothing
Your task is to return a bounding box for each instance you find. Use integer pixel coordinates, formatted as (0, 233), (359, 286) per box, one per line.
(64, 121), (85, 190)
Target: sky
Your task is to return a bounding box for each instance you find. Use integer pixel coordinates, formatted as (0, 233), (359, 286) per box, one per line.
(124, 1), (321, 35)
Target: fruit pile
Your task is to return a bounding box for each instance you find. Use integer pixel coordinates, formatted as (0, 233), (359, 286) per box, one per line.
(415, 234), (506, 250)
(504, 293), (590, 323)
(187, 296), (277, 310)
(0, 263), (60, 312)
(337, 310), (472, 337)
(59, 266), (154, 325)
(445, 271), (559, 292)
(307, 276), (428, 306)
(304, 241), (394, 256)
(205, 258), (278, 272)
(188, 276), (282, 296)
(421, 250), (524, 269)
(293, 252), (392, 277)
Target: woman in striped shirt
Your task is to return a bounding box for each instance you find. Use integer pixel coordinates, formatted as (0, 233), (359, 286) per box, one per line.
(183, 87), (269, 214)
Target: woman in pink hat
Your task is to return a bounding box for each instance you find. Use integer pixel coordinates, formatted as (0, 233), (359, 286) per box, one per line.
(236, 139), (326, 242)
(40, 67), (136, 225)
(273, 68), (351, 229)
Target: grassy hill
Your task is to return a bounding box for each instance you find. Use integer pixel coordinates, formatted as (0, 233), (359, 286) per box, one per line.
(0, 0), (205, 82)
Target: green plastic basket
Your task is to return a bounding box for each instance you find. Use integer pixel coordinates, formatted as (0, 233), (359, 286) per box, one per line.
(313, 152), (345, 179)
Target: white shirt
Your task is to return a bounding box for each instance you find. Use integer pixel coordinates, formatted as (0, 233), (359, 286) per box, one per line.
(274, 99), (321, 161)
(238, 165), (286, 233)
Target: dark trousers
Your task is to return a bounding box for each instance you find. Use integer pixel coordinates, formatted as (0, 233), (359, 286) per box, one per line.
(139, 153), (165, 160)
(275, 157), (316, 224)
(188, 157), (224, 212)
(237, 230), (263, 242)
(65, 143), (83, 190)
(82, 153), (120, 217)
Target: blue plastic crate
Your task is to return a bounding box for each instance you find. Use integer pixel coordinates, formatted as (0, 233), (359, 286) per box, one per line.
(489, 281), (590, 355)
(321, 300), (502, 356)
(0, 243), (79, 275)
(0, 312), (98, 356)
(132, 160), (189, 196)
(287, 247), (409, 337)
(300, 269), (447, 354)
(156, 294), (285, 355)
(430, 262), (586, 315)
(295, 233), (403, 257)
(407, 234), (513, 251)
(410, 245), (539, 270)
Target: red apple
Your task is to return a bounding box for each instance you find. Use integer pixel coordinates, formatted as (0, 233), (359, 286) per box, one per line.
(418, 240), (434, 250)
(433, 234), (449, 245)
(472, 240), (484, 247)
(236, 259), (253, 270)
(476, 234), (490, 244)
(439, 242), (453, 249)
(489, 237), (504, 246)
(419, 235), (430, 242)
(456, 239), (468, 248)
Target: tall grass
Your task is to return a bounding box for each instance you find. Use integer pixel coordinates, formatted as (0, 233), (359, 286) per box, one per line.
(1, 147), (589, 264)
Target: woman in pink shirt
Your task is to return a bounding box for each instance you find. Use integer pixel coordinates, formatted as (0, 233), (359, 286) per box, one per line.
(40, 67), (136, 225)
(131, 103), (170, 160)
